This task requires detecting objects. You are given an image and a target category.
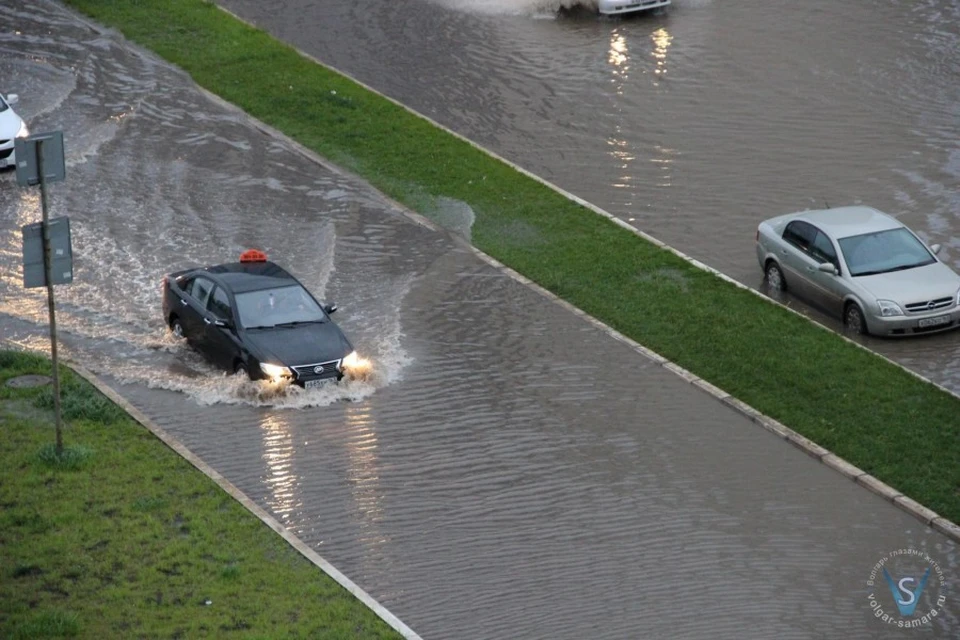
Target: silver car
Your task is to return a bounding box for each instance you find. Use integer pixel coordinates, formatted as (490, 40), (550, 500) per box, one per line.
(756, 206), (960, 336)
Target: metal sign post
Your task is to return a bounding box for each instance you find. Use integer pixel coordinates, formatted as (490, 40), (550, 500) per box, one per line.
(16, 132), (68, 456)
(40, 141), (63, 455)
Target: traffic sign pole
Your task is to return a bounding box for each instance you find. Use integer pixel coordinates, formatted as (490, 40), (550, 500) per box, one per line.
(38, 139), (64, 455)
(16, 130), (68, 456)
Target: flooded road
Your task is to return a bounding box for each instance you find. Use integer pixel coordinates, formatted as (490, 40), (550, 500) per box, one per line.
(2, 2), (960, 638)
(214, 0), (960, 392)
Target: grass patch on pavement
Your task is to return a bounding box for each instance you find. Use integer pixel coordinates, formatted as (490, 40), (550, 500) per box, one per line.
(0, 350), (402, 639)
(61, 0), (960, 524)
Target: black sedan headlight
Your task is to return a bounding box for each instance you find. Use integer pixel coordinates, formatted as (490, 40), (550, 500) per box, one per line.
(259, 362), (292, 382)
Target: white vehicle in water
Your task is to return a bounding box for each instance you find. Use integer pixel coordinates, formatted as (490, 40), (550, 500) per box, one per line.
(598, 0), (670, 16)
(0, 93), (29, 170)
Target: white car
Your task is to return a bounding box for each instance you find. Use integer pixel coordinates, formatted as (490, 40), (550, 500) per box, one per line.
(0, 93), (30, 170)
(598, 0), (670, 16)
(756, 206), (960, 336)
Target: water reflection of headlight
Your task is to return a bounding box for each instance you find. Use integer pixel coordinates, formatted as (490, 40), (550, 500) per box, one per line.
(259, 362), (291, 381)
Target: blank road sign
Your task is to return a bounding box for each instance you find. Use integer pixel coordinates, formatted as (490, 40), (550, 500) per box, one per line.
(15, 131), (66, 187)
(22, 217), (73, 288)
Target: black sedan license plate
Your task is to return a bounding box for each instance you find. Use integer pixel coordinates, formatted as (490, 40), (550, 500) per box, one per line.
(918, 315), (950, 328)
(304, 378), (335, 390)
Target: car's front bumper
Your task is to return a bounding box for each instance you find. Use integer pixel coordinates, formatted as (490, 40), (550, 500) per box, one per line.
(598, 0), (670, 15)
(868, 305), (960, 337)
(289, 358), (344, 388)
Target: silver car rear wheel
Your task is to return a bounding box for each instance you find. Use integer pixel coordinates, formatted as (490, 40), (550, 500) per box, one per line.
(844, 303), (866, 335)
(765, 261), (786, 291)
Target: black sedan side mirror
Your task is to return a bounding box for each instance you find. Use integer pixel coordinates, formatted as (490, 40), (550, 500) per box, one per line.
(323, 303), (337, 315)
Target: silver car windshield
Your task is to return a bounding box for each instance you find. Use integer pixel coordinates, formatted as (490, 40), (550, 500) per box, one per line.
(838, 228), (935, 277)
(235, 285), (326, 329)
(0, 96), (7, 113)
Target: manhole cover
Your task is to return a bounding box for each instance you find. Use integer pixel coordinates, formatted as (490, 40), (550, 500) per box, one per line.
(6, 375), (52, 389)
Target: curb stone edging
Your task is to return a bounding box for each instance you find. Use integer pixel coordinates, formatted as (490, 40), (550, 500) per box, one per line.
(43, 0), (960, 543)
(894, 496), (940, 526)
(63, 360), (424, 640)
(786, 433), (830, 460)
(822, 454), (866, 481)
(755, 416), (793, 440)
(933, 518), (960, 540)
(856, 475), (903, 502)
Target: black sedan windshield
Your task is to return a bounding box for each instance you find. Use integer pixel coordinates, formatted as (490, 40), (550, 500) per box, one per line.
(838, 228), (935, 277)
(235, 285), (326, 328)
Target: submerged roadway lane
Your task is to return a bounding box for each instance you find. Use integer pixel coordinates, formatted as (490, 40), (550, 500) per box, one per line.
(215, 0), (960, 396)
(0, 2), (957, 638)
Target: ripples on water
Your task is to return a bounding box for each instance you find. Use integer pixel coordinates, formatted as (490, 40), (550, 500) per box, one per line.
(0, 9), (413, 409)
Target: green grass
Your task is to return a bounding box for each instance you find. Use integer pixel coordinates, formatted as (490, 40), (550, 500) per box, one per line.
(60, 0), (960, 524)
(0, 351), (403, 639)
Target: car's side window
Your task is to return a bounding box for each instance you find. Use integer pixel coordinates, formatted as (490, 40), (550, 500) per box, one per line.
(189, 277), (214, 308)
(207, 286), (232, 321)
(178, 276), (194, 295)
(811, 230), (840, 272)
(783, 221), (816, 253)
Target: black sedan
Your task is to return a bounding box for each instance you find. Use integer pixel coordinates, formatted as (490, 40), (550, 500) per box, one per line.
(161, 250), (358, 388)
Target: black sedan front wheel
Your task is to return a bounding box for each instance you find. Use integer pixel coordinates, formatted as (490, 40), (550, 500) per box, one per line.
(234, 361), (251, 380)
(170, 316), (185, 339)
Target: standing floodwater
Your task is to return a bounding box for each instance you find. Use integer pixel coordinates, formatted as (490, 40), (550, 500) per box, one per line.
(1, 2), (958, 638)
(216, 0), (960, 390)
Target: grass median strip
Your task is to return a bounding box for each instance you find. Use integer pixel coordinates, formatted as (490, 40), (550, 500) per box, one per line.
(0, 350), (404, 639)
(60, 0), (960, 524)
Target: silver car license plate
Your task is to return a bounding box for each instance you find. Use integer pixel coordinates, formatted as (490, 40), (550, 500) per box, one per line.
(304, 378), (335, 389)
(918, 315), (950, 328)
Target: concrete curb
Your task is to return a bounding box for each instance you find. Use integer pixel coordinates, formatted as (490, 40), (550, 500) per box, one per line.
(65, 361), (424, 640)
(49, 0), (960, 543)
